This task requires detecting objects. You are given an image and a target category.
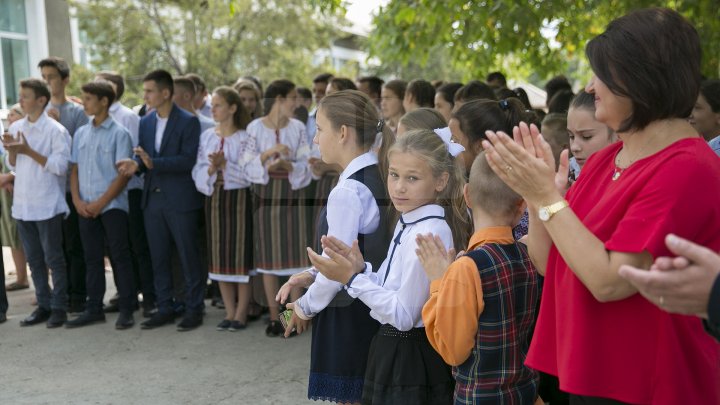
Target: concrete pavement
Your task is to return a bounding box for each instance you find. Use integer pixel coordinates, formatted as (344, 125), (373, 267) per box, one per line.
(0, 249), (315, 405)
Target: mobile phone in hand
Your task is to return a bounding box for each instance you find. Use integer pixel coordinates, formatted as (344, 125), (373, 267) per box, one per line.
(279, 309), (295, 332)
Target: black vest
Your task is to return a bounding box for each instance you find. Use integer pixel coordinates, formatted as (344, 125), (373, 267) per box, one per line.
(316, 164), (393, 305)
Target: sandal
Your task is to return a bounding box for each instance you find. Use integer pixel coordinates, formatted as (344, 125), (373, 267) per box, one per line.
(265, 320), (284, 337)
(6, 282), (29, 291)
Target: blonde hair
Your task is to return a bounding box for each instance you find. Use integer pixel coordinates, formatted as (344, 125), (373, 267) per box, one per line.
(9, 103), (24, 117)
(468, 152), (522, 220)
(233, 79), (263, 119)
(398, 108), (447, 133)
(318, 90), (395, 182)
(390, 129), (471, 251)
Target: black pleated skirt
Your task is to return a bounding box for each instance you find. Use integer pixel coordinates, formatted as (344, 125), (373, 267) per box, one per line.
(362, 324), (454, 405)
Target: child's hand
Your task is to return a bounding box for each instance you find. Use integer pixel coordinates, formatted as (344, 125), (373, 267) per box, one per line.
(276, 272), (314, 304)
(133, 146), (153, 170)
(307, 244), (356, 285)
(320, 236), (365, 273)
(283, 302), (310, 338)
(416, 233), (456, 282)
(85, 201), (103, 218)
(116, 159), (139, 177)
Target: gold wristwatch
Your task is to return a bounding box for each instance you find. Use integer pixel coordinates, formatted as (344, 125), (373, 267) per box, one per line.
(538, 200), (569, 222)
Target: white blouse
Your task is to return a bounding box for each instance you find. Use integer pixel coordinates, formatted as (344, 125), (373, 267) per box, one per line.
(242, 118), (312, 190)
(294, 152), (381, 319)
(191, 128), (254, 196)
(347, 204), (453, 331)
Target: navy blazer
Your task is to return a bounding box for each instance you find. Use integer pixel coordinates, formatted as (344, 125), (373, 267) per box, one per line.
(136, 104), (203, 212)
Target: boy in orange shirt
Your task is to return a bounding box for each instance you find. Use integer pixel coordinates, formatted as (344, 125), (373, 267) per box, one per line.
(417, 152), (541, 404)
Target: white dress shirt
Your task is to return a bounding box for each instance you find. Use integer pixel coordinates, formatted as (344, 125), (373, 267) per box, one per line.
(198, 98), (212, 118)
(242, 118), (312, 190)
(294, 152), (381, 319)
(192, 128), (254, 196)
(109, 102), (142, 190)
(6, 113), (71, 221)
(154, 116), (168, 153)
(346, 204), (453, 331)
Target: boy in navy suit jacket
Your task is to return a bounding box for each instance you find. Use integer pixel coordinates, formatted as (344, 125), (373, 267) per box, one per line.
(117, 69), (204, 331)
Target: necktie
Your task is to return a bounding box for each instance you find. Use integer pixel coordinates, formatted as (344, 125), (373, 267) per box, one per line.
(382, 214), (445, 285)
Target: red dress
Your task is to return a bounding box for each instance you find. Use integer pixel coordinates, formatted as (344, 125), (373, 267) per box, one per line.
(526, 138), (720, 404)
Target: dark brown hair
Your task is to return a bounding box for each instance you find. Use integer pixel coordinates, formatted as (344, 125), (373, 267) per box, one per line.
(173, 76), (197, 97)
(585, 8), (701, 132)
(406, 79), (435, 107)
(329, 77), (357, 92)
(81, 81), (116, 106)
(357, 76), (384, 98)
(38, 57), (70, 79)
(96, 71), (125, 101)
(184, 73), (207, 93)
(454, 80), (496, 103)
(263, 79), (295, 116)
(213, 86), (251, 130)
(19, 78), (51, 108)
(700, 79), (720, 113)
(143, 69), (174, 96)
(383, 79), (407, 101)
(436, 82), (463, 107)
(452, 98), (539, 147)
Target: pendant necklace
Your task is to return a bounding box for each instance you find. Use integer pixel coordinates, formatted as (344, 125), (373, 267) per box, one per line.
(612, 135), (654, 181)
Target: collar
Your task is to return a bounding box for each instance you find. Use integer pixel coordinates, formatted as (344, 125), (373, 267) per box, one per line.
(400, 204), (445, 225)
(95, 116), (114, 129)
(109, 102), (122, 113)
(467, 226), (515, 251)
(26, 112), (49, 130)
(340, 152), (378, 182)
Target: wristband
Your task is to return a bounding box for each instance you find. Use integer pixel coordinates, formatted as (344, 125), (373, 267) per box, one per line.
(345, 273), (360, 289)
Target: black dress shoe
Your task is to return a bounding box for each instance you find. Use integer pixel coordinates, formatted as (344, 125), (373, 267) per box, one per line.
(0, 313), (6, 323)
(65, 311), (106, 328)
(177, 314), (203, 331)
(20, 307), (51, 326)
(140, 311), (175, 329)
(142, 304), (157, 318)
(46, 310), (67, 328)
(115, 312), (135, 330)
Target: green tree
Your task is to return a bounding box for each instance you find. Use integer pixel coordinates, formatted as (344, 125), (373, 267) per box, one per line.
(71, 0), (347, 106)
(367, 0), (720, 85)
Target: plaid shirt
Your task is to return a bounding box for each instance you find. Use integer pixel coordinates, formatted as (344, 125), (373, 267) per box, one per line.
(453, 242), (540, 405)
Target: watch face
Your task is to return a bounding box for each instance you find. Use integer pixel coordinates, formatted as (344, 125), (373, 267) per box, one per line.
(539, 208), (550, 221)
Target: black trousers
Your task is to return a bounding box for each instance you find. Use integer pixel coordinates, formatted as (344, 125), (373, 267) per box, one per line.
(143, 194), (203, 315)
(128, 189), (154, 306)
(78, 209), (136, 313)
(63, 193), (86, 304)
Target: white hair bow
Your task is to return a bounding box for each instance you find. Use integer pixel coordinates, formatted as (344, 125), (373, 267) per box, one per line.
(433, 127), (465, 157)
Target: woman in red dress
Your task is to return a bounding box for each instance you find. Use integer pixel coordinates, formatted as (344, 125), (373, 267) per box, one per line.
(482, 8), (720, 405)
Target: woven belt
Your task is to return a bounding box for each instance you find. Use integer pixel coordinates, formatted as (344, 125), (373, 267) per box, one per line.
(378, 324), (425, 339)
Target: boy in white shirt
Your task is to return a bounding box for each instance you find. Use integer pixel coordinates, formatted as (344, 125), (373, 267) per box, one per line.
(4, 78), (72, 328)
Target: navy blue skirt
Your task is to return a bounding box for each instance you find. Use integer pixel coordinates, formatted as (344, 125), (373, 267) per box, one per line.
(309, 292), (380, 403)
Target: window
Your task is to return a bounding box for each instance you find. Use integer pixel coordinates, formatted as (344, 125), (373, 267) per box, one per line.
(0, 0), (30, 109)
(2, 38), (29, 107)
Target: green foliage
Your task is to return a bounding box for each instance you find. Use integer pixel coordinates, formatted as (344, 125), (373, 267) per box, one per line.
(71, 0), (348, 106)
(367, 0), (720, 86)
